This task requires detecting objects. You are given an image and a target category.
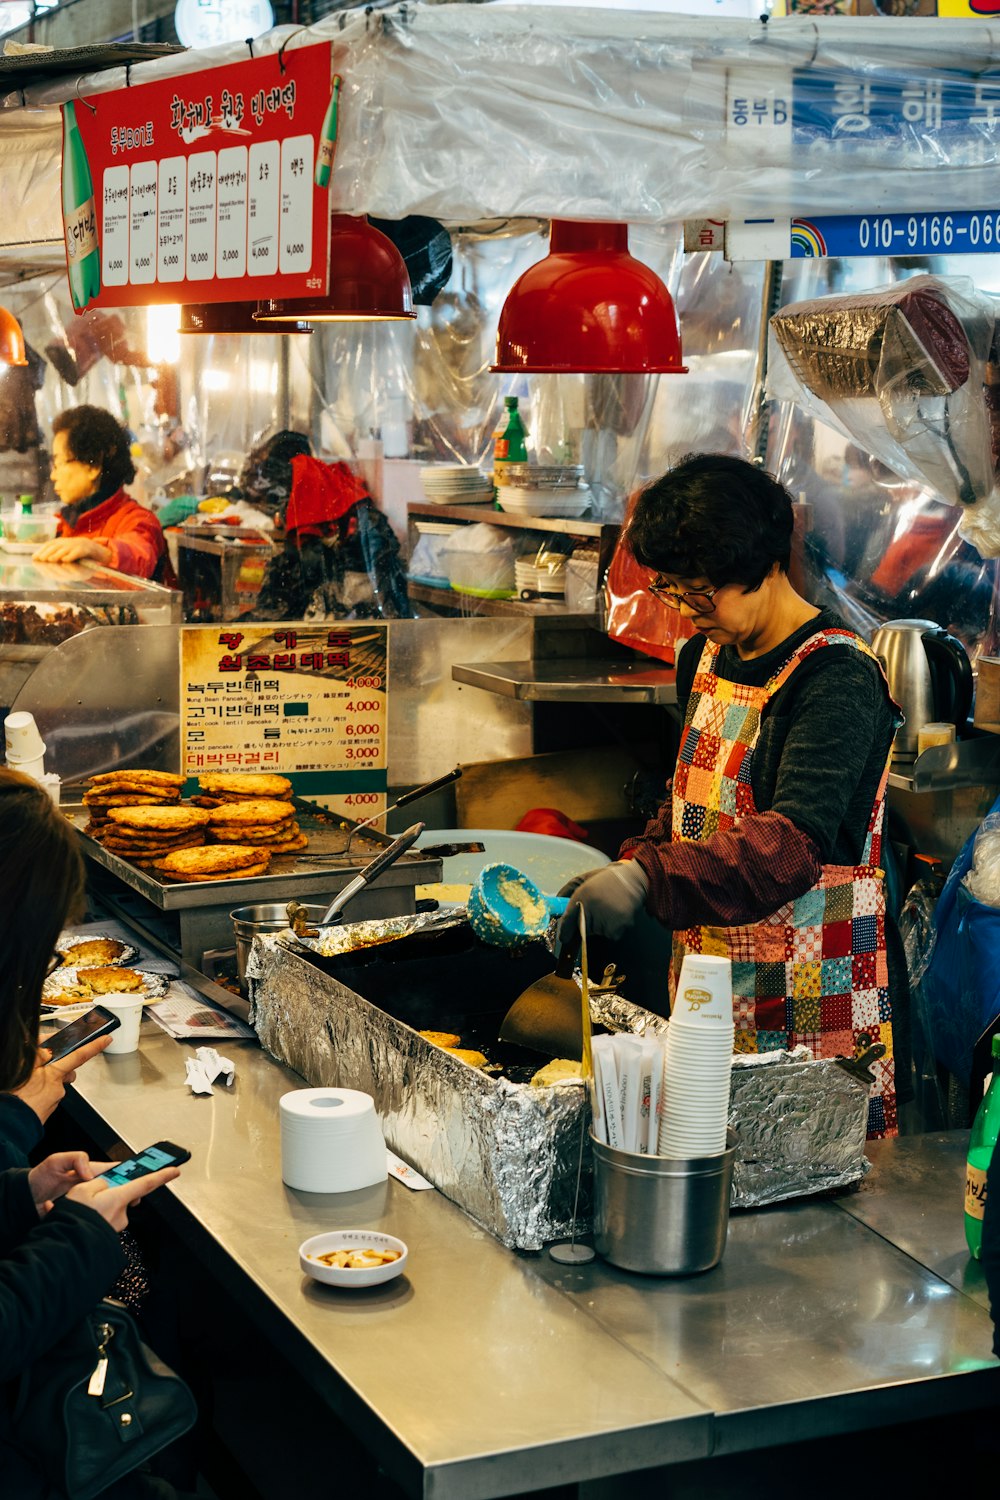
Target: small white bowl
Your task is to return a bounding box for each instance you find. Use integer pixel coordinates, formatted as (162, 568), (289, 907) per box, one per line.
(299, 1230), (408, 1288)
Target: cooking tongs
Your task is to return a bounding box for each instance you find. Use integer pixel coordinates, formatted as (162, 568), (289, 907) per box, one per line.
(323, 768), (462, 855)
(316, 820), (426, 928)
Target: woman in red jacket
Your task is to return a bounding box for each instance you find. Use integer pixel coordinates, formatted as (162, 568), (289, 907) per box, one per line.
(34, 405), (170, 581)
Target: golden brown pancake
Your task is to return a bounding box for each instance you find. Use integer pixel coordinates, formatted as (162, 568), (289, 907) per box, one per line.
(83, 791), (180, 806)
(59, 938), (132, 966)
(153, 843), (269, 878)
(157, 860), (271, 883)
(207, 820), (296, 843)
(263, 831), (309, 855)
(205, 798), (296, 827)
(89, 768), (184, 784)
(419, 1031), (462, 1049)
(199, 773), (292, 800)
(108, 805), (211, 832)
(441, 1048), (489, 1068)
(77, 966), (145, 993)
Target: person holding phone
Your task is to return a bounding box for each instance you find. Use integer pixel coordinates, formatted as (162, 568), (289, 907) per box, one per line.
(0, 766), (194, 1497)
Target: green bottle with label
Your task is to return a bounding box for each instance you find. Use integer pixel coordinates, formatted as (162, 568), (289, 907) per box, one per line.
(493, 396), (528, 488)
(314, 75), (342, 190)
(62, 99), (101, 312)
(964, 1033), (1000, 1259)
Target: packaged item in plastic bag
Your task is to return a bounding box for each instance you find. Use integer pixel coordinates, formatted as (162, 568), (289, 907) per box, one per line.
(924, 794), (1000, 1085)
(963, 813), (1000, 908)
(768, 275), (996, 510)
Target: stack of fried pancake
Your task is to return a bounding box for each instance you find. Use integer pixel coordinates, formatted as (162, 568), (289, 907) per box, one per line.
(82, 769), (186, 838)
(192, 772), (294, 807)
(152, 843), (273, 882)
(99, 804), (211, 868)
(204, 796), (308, 855)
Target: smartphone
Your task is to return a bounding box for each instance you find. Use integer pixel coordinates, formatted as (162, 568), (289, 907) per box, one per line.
(42, 1005), (120, 1064)
(99, 1141), (191, 1187)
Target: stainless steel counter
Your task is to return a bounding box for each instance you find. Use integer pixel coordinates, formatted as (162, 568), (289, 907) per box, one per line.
(62, 1003), (1000, 1500)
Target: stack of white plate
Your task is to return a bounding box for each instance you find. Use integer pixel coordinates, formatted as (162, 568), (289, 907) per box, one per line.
(514, 558), (566, 597)
(498, 486), (590, 519)
(419, 465), (495, 505)
(413, 519), (462, 538)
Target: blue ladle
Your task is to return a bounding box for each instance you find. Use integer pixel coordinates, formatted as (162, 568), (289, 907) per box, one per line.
(467, 862), (568, 949)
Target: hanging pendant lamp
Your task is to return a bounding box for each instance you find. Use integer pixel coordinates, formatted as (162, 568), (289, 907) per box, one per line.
(179, 302), (312, 335)
(0, 305), (28, 366)
(254, 214), (415, 324)
(492, 221), (687, 375)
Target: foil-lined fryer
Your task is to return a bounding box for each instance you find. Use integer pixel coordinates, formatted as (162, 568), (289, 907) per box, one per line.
(249, 926), (871, 1248)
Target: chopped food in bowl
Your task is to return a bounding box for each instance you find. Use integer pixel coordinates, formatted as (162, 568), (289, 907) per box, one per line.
(299, 1230), (408, 1288)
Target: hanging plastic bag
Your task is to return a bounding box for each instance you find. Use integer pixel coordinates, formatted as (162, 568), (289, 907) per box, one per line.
(604, 493), (693, 664)
(924, 794), (1000, 1084)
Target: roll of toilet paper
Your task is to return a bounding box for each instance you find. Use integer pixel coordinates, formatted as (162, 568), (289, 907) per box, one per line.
(279, 1088), (387, 1194)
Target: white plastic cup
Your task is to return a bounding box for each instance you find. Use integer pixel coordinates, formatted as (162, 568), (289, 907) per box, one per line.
(99, 995), (145, 1055)
(6, 752), (46, 783)
(4, 711), (45, 762)
(917, 721), (956, 756)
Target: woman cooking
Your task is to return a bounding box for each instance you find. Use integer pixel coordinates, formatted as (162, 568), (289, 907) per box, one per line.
(558, 454), (904, 1137)
(34, 405), (171, 581)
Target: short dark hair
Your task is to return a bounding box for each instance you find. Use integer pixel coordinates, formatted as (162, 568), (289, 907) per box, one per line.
(53, 405), (136, 493)
(626, 453), (794, 593)
(0, 769), (85, 1090)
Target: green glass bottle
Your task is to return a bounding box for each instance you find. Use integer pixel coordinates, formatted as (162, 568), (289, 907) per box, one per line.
(493, 396), (528, 487)
(62, 100), (101, 312)
(314, 75), (342, 190)
(16, 494), (33, 517)
(964, 1033), (1000, 1259)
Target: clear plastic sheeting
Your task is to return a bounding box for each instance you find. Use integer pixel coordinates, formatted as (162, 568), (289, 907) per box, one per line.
(11, 12), (1000, 227)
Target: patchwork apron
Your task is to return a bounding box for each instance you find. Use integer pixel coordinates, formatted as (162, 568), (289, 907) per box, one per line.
(670, 627), (898, 1138)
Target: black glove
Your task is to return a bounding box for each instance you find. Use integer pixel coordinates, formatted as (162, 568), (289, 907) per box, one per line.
(556, 860), (649, 959)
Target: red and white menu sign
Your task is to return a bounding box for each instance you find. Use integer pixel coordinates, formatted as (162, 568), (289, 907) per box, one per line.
(62, 43), (336, 310)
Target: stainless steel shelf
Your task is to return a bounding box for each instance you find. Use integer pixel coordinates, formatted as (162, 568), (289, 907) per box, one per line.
(452, 656), (677, 704)
(887, 735), (1000, 792)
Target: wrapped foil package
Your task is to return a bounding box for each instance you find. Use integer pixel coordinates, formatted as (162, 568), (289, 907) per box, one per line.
(249, 928), (870, 1247)
(768, 273), (997, 509)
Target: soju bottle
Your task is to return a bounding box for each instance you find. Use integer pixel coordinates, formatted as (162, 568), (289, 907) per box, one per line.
(964, 1033), (1000, 1259)
(314, 75), (342, 190)
(62, 100), (101, 312)
(493, 396), (528, 487)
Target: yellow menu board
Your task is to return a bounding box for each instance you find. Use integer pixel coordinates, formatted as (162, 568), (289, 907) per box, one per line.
(180, 623), (388, 818)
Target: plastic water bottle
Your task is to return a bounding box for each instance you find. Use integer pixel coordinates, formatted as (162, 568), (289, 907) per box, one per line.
(964, 1033), (1000, 1259)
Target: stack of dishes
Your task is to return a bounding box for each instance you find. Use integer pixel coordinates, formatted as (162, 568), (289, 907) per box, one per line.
(496, 466), (589, 519)
(419, 465), (495, 505)
(514, 557), (567, 598)
(657, 955), (735, 1159)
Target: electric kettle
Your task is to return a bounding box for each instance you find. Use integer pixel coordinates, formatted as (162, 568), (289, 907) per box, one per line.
(869, 618), (973, 759)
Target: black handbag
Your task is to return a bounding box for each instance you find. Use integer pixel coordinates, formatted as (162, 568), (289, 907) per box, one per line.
(11, 1298), (197, 1500)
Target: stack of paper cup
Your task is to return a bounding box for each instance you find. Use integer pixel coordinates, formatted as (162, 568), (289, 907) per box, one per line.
(4, 711), (45, 783)
(657, 954), (735, 1159)
(279, 1088), (387, 1193)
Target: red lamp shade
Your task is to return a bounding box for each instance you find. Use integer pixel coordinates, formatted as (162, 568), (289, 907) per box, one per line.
(180, 302), (311, 335)
(0, 305), (28, 366)
(255, 214), (415, 324)
(492, 221), (687, 375)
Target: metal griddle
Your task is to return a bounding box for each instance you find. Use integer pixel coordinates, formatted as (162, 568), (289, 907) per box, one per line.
(65, 797), (443, 967)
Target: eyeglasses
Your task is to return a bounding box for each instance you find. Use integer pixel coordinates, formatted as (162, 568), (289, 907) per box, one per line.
(647, 575), (721, 612)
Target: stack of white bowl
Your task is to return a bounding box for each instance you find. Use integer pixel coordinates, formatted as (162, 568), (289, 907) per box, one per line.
(496, 463), (589, 519)
(419, 464), (495, 505)
(514, 556), (566, 597)
(657, 955), (735, 1159)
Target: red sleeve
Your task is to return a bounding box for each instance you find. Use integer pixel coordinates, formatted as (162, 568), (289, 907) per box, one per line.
(103, 507), (165, 579)
(629, 809), (822, 929)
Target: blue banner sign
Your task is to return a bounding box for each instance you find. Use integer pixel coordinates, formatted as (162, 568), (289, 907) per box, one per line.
(790, 210), (1000, 258)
